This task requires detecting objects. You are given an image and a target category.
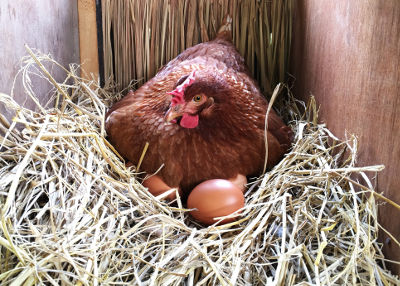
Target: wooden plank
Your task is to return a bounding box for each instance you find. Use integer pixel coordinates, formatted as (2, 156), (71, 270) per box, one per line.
(77, 0), (99, 81)
(290, 0), (400, 274)
(0, 0), (79, 121)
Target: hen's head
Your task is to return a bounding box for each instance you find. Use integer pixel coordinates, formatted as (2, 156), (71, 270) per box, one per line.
(165, 70), (228, 129)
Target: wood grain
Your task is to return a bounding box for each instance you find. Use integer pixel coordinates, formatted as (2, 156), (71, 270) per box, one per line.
(77, 0), (99, 81)
(0, 0), (79, 121)
(290, 0), (400, 274)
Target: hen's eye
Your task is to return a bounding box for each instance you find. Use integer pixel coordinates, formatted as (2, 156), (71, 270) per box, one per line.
(193, 95), (202, 102)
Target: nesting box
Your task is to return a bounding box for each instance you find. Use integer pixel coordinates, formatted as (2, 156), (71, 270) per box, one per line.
(0, 0), (399, 284)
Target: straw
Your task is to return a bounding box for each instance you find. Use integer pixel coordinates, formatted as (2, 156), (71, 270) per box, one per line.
(101, 0), (293, 96)
(0, 50), (399, 285)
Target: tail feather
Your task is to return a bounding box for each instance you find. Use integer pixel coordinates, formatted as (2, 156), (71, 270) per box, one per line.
(216, 15), (232, 41)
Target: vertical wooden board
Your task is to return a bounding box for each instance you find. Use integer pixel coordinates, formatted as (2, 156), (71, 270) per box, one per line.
(291, 0), (400, 274)
(0, 0), (79, 121)
(77, 0), (99, 81)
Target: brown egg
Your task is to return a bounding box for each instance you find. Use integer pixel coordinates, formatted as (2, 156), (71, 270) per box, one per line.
(187, 179), (245, 225)
(143, 175), (181, 200)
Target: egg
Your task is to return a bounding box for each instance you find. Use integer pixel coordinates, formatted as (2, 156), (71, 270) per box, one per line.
(143, 175), (181, 200)
(187, 179), (245, 225)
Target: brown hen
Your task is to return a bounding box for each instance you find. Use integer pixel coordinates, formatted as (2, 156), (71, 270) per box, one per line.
(105, 18), (293, 194)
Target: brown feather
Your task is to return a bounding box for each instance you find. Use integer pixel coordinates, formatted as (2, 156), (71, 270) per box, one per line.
(106, 19), (292, 193)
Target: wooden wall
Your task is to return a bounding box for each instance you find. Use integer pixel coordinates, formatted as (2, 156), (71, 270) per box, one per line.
(291, 0), (400, 274)
(0, 0), (80, 121)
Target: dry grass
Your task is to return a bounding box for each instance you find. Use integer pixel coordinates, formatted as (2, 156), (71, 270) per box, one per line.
(101, 0), (293, 96)
(0, 50), (399, 285)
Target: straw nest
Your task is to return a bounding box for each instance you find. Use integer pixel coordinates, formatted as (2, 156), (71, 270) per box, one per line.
(0, 51), (399, 286)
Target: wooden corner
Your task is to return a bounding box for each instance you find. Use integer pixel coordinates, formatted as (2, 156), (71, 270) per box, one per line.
(77, 0), (99, 82)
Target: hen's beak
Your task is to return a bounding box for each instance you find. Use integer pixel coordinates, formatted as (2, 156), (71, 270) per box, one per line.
(165, 105), (183, 123)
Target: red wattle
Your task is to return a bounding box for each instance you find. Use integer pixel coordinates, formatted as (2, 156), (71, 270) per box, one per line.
(180, 114), (199, 128)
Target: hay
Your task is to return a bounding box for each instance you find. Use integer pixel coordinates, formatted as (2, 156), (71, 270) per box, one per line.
(101, 0), (293, 95)
(0, 51), (400, 286)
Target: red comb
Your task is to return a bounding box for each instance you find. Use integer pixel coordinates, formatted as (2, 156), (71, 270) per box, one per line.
(167, 70), (196, 106)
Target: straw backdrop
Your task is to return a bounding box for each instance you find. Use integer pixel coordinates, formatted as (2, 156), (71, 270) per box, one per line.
(102, 0), (293, 95)
(0, 49), (399, 285)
